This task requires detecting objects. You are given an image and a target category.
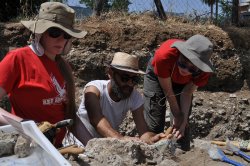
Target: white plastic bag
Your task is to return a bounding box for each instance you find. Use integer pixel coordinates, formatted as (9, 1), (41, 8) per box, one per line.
(0, 120), (71, 166)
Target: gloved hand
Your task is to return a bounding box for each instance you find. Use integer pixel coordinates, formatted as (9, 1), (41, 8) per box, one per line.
(37, 119), (73, 145)
(158, 126), (174, 141)
(37, 121), (58, 144)
(58, 144), (84, 155)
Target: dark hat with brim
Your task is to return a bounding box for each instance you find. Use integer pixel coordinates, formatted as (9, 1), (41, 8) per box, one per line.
(171, 34), (214, 72)
(21, 2), (87, 38)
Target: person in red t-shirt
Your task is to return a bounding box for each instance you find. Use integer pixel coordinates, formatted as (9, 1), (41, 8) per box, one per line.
(143, 34), (214, 151)
(0, 2), (92, 147)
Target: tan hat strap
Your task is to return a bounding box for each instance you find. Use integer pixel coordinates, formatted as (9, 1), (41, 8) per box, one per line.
(111, 65), (138, 71)
(38, 13), (74, 27)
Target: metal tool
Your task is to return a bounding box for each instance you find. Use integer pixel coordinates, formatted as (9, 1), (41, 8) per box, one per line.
(54, 119), (73, 128)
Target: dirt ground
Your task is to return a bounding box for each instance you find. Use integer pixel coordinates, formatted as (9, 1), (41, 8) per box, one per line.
(179, 139), (250, 166)
(1, 13), (250, 165)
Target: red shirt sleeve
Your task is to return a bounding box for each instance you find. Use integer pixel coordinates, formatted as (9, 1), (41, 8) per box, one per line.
(152, 39), (183, 78)
(0, 49), (21, 93)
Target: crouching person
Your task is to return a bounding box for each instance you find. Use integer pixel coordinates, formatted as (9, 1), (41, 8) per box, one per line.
(77, 52), (164, 144)
(143, 34), (214, 151)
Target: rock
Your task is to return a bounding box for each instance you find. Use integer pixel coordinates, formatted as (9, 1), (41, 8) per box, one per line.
(241, 98), (249, 105)
(0, 140), (15, 157)
(81, 138), (176, 165)
(217, 109), (226, 115)
(230, 94), (237, 98)
(14, 135), (32, 158)
(0, 131), (18, 157)
(193, 98), (204, 106)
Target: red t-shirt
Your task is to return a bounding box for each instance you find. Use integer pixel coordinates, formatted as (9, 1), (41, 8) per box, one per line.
(0, 46), (66, 147)
(152, 39), (211, 87)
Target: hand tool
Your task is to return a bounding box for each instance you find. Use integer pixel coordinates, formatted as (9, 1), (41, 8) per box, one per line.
(226, 140), (250, 162)
(211, 140), (250, 151)
(208, 145), (246, 166)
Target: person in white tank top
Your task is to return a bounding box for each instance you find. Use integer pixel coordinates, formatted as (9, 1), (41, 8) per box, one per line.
(77, 52), (165, 145)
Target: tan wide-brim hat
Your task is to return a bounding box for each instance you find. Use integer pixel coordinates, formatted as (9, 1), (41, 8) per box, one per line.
(21, 2), (87, 38)
(171, 34), (214, 72)
(109, 52), (145, 75)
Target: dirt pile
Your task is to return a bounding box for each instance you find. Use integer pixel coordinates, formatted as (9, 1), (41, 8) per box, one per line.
(191, 91), (250, 140)
(68, 13), (249, 92)
(1, 13), (250, 91)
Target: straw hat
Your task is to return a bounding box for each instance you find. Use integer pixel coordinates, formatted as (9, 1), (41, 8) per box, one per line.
(171, 34), (214, 72)
(109, 52), (145, 74)
(21, 2), (87, 38)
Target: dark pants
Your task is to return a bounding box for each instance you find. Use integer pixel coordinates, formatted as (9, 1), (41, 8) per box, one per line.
(143, 57), (192, 151)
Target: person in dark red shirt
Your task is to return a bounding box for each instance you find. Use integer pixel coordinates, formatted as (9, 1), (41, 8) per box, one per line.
(143, 34), (214, 151)
(0, 2), (92, 147)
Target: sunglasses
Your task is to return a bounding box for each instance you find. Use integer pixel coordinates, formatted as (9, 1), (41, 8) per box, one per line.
(47, 27), (72, 40)
(177, 60), (201, 76)
(114, 71), (140, 84)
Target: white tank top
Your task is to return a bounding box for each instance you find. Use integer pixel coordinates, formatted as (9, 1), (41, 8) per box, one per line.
(77, 80), (144, 136)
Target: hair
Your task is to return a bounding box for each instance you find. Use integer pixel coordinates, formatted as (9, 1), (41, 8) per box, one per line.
(179, 52), (192, 63)
(55, 54), (76, 133)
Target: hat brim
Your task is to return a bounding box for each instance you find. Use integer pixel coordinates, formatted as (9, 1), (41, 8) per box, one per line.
(171, 41), (214, 72)
(21, 20), (87, 39)
(108, 64), (145, 75)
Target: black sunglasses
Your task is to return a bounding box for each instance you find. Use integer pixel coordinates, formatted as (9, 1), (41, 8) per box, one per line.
(114, 72), (140, 84)
(177, 60), (201, 76)
(47, 27), (72, 40)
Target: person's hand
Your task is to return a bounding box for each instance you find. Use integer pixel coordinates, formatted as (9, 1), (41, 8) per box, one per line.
(37, 121), (59, 145)
(173, 121), (187, 139)
(37, 119), (73, 145)
(140, 132), (155, 144)
(140, 132), (165, 144)
(172, 114), (183, 137)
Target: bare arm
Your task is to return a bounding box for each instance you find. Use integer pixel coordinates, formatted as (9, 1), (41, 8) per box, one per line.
(132, 105), (165, 144)
(173, 82), (197, 139)
(72, 115), (94, 146)
(158, 77), (182, 118)
(180, 82), (197, 125)
(131, 105), (148, 136)
(0, 87), (22, 125)
(84, 86), (123, 138)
